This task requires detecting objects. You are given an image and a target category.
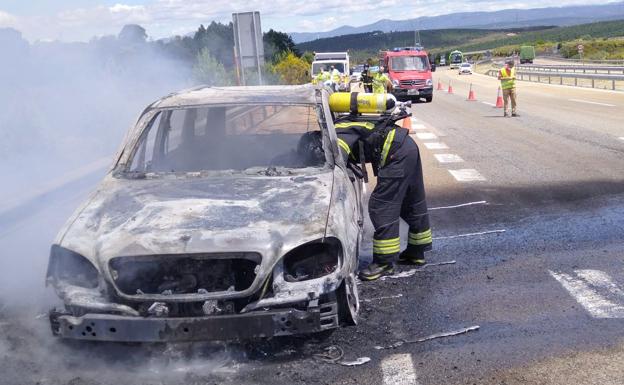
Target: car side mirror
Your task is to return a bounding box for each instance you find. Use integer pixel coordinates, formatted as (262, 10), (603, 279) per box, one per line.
(431, 64), (436, 72)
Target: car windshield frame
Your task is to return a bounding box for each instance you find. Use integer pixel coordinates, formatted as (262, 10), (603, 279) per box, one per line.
(118, 102), (334, 179)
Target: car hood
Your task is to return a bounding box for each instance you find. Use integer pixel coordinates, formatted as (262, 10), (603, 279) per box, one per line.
(58, 171), (333, 267)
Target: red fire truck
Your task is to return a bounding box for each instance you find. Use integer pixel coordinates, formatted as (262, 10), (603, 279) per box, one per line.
(380, 47), (435, 103)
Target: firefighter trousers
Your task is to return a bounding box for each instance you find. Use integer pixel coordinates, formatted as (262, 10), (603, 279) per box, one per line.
(369, 136), (432, 264)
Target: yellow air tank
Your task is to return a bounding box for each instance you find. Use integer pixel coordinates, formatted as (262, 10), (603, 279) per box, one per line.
(329, 92), (396, 114)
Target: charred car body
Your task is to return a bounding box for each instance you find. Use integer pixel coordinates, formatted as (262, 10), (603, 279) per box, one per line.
(47, 85), (363, 342)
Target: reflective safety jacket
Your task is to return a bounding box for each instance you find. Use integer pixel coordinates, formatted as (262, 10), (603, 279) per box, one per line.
(330, 68), (341, 82)
(313, 71), (330, 85)
(499, 67), (516, 90)
(334, 120), (410, 174)
(372, 72), (390, 94)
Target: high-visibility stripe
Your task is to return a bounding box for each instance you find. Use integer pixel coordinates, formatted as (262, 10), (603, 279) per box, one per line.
(337, 138), (352, 157)
(408, 229), (432, 245)
(408, 229), (431, 239)
(335, 121), (375, 130)
(380, 128), (396, 167)
(373, 246), (401, 254)
(373, 237), (400, 245)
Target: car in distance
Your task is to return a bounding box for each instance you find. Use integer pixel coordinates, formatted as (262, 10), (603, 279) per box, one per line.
(458, 62), (473, 75)
(46, 85), (363, 342)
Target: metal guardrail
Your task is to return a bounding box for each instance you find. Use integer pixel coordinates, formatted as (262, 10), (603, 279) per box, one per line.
(486, 69), (624, 90)
(539, 55), (624, 66)
(517, 64), (624, 74)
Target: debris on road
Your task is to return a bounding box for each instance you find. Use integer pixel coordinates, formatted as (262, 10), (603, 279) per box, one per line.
(314, 346), (371, 367)
(429, 200), (487, 210)
(433, 229), (506, 240)
(381, 260), (456, 281)
(363, 294), (403, 302)
(314, 345), (344, 363)
(338, 357), (371, 366)
(374, 325), (480, 350)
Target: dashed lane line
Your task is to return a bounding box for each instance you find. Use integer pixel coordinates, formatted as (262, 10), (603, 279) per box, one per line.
(423, 142), (449, 150)
(448, 169), (486, 182)
(619, 137), (624, 141)
(416, 132), (437, 140)
(549, 270), (624, 319)
(412, 123), (427, 130)
(568, 98), (616, 107)
(481, 101), (496, 107)
(434, 153), (464, 164)
(381, 353), (420, 385)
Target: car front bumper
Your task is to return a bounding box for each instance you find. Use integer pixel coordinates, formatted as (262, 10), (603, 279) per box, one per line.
(49, 302), (339, 342)
(392, 86), (433, 99)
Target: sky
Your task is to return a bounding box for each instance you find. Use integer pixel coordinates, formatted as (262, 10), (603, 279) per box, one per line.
(0, 0), (620, 42)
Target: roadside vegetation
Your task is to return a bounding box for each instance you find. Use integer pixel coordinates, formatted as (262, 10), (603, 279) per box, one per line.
(296, 19), (624, 64)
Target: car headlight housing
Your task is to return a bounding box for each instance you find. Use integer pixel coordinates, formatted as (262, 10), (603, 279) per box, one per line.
(282, 237), (342, 282)
(46, 245), (99, 288)
(392, 79), (400, 87)
(426, 79), (433, 86)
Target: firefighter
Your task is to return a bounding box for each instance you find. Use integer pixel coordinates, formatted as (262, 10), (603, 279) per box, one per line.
(360, 64), (374, 93)
(331, 93), (433, 281)
(498, 58), (518, 117)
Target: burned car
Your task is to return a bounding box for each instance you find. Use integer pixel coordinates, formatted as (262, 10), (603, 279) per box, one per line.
(47, 85), (363, 342)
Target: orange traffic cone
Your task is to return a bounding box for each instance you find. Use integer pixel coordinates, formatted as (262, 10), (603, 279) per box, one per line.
(467, 83), (477, 101)
(401, 114), (413, 133)
(437, 80), (443, 90)
(447, 81), (454, 94)
(495, 87), (503, 108)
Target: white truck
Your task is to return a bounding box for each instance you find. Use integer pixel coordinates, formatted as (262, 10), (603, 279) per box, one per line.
(311, 52), (350, 91)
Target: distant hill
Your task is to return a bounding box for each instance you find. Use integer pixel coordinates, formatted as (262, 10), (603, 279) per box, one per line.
(290, 2), (624, 43)
(296, 20), (624, 55)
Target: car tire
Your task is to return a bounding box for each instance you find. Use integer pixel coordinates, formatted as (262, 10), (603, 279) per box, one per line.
(337, 275), (359, 326)
(424, 96), (433, 103)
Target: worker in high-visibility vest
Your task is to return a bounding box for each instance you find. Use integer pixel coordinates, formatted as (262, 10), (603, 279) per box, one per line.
(498, 58), (518, 117)
(313, 68), (330, 85)
(372, 66), (391, 94)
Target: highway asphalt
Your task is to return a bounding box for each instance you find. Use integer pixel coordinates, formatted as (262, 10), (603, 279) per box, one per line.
(1, 75), (624, 384)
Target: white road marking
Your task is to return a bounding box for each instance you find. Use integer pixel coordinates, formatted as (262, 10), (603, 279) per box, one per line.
(381, 354), (420, 385)
(430, 200), (487, 210)
(448, 169), (486, 182)
(549, 270), (624, 318)
(481, 101), (496, 106)
(416, 132), (437, 140)
(434, 153), (464, 163)
(412, 123), (427, 130)
(618, 137), (624, 141)
(433, 229), (505, 240)
(423, 142), (449, 150)
(568, 99), (616, 107)
(575, 269), (624, 298)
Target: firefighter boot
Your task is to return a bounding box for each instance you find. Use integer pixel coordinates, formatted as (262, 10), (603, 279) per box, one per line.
(359, 262), (395, 281)
(399, 248), (426, 266)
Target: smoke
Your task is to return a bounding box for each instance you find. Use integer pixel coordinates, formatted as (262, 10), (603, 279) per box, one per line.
(0, 26), (192, 299)
(0, 26), (199, 382)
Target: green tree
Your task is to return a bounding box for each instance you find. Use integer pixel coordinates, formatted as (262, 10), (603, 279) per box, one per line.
(193, 48), (232, 86)
(272, 52), (310, 84)
(264, 29), (298, 62)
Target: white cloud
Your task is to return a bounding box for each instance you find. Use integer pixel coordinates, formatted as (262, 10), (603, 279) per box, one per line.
(0, 10), (18, 28)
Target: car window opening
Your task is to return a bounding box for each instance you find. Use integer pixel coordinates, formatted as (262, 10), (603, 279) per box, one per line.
(128, 104), (329, 175)
(390, 56), (429, 71)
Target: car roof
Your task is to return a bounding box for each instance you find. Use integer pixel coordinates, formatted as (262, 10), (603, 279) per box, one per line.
(152, 84), (319, 109)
